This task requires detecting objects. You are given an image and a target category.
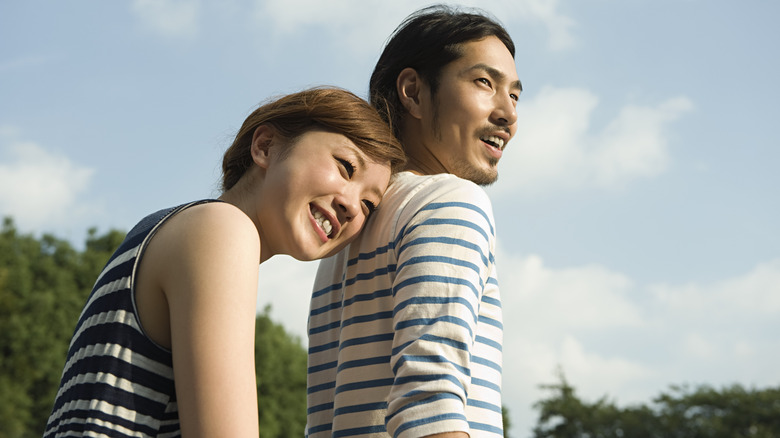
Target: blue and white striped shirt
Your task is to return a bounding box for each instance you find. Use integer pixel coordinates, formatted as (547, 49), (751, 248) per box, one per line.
(307, 172), (503, 438)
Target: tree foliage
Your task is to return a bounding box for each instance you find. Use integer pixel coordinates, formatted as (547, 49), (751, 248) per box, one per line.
(255, 305), (308, 437)
(0, 218), (308, 437)
(0, 218), (125, 438)
(532, 368), (780, 438)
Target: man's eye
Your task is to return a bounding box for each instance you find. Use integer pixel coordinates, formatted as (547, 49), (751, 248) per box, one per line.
(363, 200), (376, 216)
(337, 158), (354, 177)
(477, 78), (492, 87)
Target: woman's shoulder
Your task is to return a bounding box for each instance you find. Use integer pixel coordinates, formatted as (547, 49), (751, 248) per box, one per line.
(142, 200), (259, 266)
(169, 200), (258, 245)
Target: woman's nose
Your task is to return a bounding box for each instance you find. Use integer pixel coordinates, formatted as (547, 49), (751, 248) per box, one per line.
(335, 190), (360, 223)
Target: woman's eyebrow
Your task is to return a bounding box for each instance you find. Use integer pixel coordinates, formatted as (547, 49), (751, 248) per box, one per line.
(350, 148), (384, 199)
(354, 150), (366, 169)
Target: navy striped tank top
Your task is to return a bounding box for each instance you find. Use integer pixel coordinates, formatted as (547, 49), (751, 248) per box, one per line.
(44, 200), (218, 437)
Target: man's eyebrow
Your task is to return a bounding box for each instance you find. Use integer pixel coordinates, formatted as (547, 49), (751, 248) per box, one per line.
(468, 63), (523, 92)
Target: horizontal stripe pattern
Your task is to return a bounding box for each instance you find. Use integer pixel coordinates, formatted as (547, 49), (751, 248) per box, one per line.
(307, 173), (503, 438)
(44, 200), (217, 437)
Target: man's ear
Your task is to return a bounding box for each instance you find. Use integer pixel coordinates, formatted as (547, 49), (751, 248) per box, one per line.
(396, 67), (424, 120)
(251, 124), (275, 169)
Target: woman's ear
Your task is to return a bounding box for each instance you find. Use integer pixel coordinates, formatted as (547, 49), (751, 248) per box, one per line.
(251, 125), (275, 169)
(396, 67), (424, 120)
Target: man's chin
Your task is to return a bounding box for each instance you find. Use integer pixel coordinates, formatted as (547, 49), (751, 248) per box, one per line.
(453, 162), (498, 186)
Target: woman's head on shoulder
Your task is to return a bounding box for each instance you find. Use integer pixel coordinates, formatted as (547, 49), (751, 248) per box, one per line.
(220, 87), (406, 262)
(221, 87), (405, 192)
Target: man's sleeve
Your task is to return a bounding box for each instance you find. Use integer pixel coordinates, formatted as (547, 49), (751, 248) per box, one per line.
(385, 178), (498, 438)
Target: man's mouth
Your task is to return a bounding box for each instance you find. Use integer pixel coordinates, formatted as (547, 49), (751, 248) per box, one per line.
(312, 209), (333, 238)
(481, 135), (505, 151)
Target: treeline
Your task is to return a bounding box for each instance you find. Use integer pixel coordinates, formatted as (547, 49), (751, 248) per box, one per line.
(2, 218), (780, 437)
(532, 370), (780, 437)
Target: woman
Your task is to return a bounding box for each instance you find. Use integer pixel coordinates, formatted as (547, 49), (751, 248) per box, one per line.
(43, 87), (406, 437)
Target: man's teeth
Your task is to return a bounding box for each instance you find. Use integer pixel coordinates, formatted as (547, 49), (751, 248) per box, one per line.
(313, 210), (333, 237)
(482, 135), (505, 150)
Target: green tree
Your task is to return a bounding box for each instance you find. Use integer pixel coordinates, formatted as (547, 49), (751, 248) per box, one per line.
(503, 405), (512, 437)
(255, 305), (309, 437)
(655, 384), (780, 438)
(532, 368), (780, 438)
(531, 368), (651, 438)
(0, 219), (124, 438)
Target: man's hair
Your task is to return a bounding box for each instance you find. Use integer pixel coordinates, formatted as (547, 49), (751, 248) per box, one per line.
(222, 87), (406, 192)
(369, 4), (515, 140)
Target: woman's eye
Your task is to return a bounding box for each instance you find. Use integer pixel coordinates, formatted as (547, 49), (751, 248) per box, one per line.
(337, 158), (354, 178)
(363, 200), (377, 216)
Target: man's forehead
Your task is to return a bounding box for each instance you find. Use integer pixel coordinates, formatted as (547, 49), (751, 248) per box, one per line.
(452, 37), (517, 70)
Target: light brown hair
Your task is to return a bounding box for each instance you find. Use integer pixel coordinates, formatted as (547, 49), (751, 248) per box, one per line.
(222, 87), (406, 191)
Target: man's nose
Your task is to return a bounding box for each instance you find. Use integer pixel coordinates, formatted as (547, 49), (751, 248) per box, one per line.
(492, 94), (518, 127)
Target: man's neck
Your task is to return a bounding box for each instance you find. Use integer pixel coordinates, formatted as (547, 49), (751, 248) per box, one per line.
(403, 156), (445, 176)
(400, 124), (449, 176)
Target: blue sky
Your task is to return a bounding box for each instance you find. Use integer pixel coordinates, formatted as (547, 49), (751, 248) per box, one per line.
(2, 0), (778, 434)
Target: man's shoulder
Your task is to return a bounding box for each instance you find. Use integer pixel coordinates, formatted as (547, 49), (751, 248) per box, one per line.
(386, 172), (491, 207)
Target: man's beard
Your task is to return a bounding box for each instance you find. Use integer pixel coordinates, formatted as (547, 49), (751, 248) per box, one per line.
(430, 100), (501, 186)
(451, 157), (499, 186)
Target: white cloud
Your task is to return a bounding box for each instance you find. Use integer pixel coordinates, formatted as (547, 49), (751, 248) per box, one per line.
(502, 252), (644, 330)
(558, 335), (652, 393)
(505, 0), (577, 50)
(650, 259), (780, 318)
(0, 54), (62, 72)
(254, 0), (366, 32)
(0, 130), (95, 230)
(250, 0), (576, 52)
(256, 255), (319, 343)
(594, 97), (693, 186)
(680, 332), (717, 360)
(495, 250), (780, 433)
(250, 0), (407, 53)
(131, 0), (201, 38)
(491, 87), (693, 198)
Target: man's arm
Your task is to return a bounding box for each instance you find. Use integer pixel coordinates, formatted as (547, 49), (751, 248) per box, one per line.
(386, 178), (499, 438)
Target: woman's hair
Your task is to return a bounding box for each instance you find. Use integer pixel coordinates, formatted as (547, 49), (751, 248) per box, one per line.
(369, 4), (515, 140)
(221, 87), (406, 191)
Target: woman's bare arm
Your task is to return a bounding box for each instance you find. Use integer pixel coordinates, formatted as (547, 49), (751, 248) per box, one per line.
(152, 203), (261, 437)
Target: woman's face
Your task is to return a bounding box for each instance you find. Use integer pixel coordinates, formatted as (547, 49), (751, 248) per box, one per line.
(255, 127), (392, 261)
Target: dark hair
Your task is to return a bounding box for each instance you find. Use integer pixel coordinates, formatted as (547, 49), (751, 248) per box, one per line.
(369, 4), (515, 140)
(221, 87), (406, 191)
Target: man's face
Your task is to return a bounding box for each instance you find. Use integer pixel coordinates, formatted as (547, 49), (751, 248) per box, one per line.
(419, 35), (520, 185)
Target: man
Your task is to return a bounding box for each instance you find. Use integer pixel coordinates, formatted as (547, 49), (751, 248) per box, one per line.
(307, 5), (521, 437)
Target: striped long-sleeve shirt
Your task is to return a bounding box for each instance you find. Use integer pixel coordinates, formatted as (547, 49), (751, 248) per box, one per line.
(307, 172), (503, 438)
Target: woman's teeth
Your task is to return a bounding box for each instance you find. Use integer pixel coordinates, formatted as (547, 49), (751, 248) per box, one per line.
(313, 210), (333, 237)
